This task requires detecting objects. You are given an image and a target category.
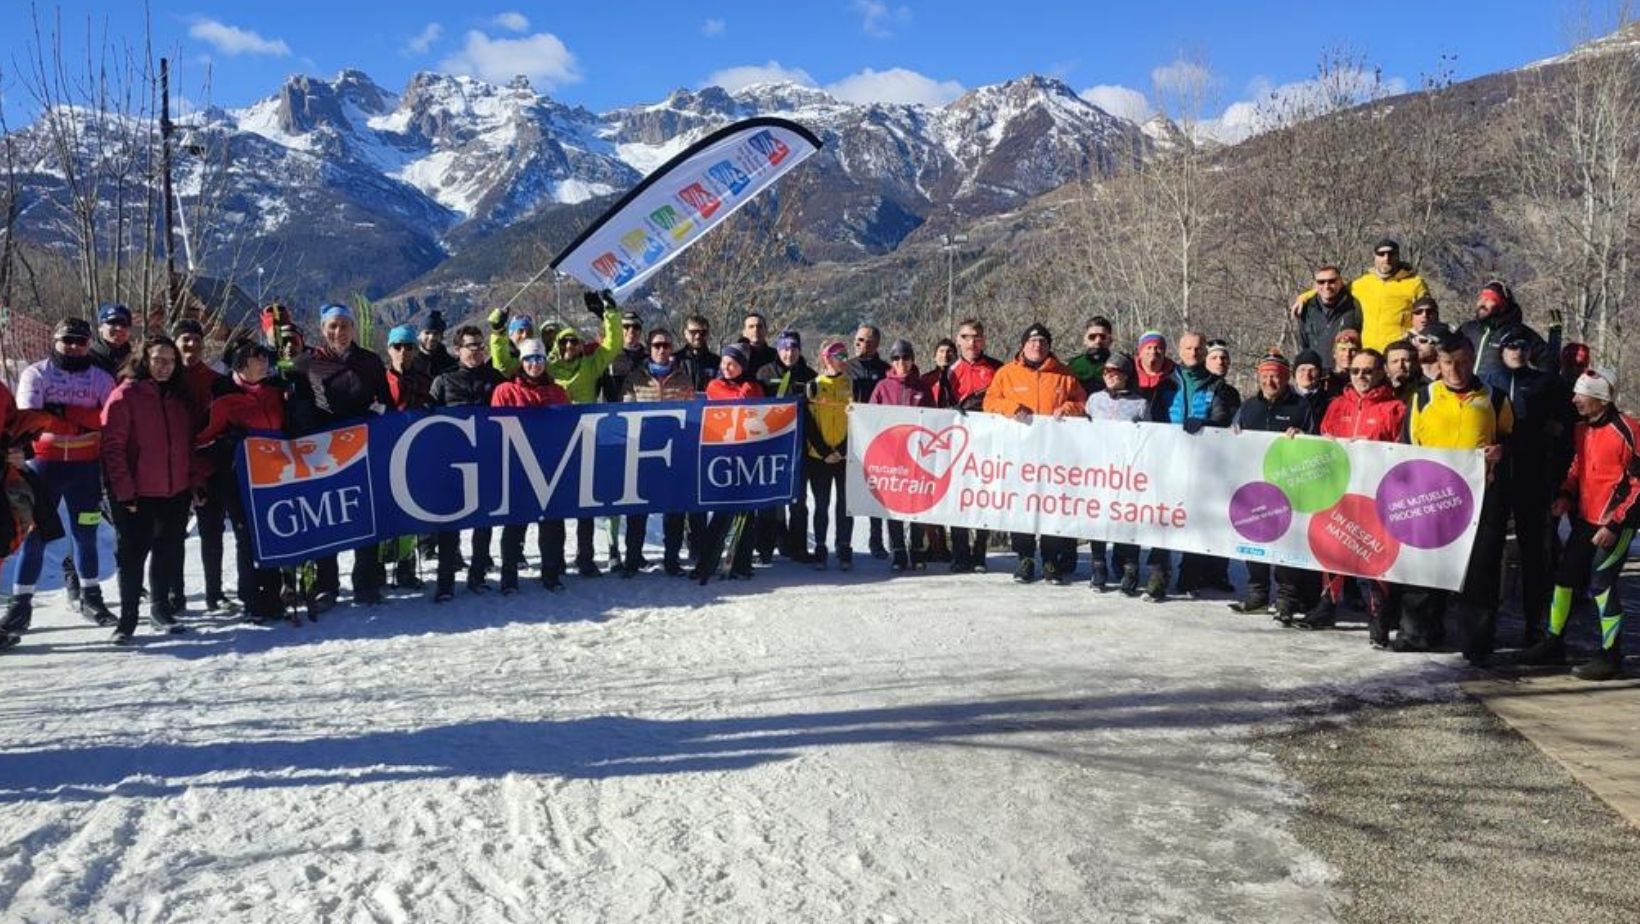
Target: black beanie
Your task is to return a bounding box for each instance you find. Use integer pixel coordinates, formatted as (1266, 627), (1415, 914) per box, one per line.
(1020, 322), (1052, 346)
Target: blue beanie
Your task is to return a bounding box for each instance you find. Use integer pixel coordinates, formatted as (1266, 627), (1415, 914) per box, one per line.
(508, 315), (534, 334)
(319, 303), (354, 324)
(388, 323), (417, 346)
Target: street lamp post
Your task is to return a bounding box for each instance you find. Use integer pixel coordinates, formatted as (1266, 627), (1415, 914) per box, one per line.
(941, 233), (969, 334)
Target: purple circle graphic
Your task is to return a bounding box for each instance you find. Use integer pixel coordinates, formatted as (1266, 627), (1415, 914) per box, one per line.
(1229, 481), (1293, 543)
(1374, 460), (1474, 549)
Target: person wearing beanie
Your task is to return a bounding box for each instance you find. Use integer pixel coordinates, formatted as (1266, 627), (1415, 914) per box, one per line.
(1296, 264), (1364, 355)
(1084, 351), (1148, 593)
(1483, 330), (1577, 648)
(1288, 238), (1429, 351)
(1291, 348), (1330, 420)
(691, 344), (765, 582)
(387, 322), (433, 411)
(984, 323), (1087, 586)
(540, 291), (624, 577)
(1519, 367), (1635, 681)
(169, 316), (230, 615)
(198, 338), (288, 622)
(413, 310), (456, 379)
(804, 340), (855, 571)
(1403, 333), (1514, 662)
(1328, 328), (1362, 396)
(1198, 337), (1242, 595)
(284, 299), (394, 609)
(1133, 331), (1175, 421)
(1151, 331), (1240, 602)
(1, 317), (119, 635)
(1229, 350), (1321, 621)
(620, 328), (698, 577)
(90, 303), (134, 376)
(946, 318), (1004, 573)
(1066, 316), (1115, 394)
(1459, 279), (1549, 379)
(481, 304), (537, 378)
(491, 336), (572, 593)
(870, 339), (943, 573)
(753, 329), (818, 565)
(428, 325), (507, 600)
(1560, 342), (1591, 385)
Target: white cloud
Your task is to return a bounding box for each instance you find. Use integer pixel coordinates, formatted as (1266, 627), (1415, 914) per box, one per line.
(1150, 59), (1215, 97)
(1198, 69), (1409, 144)
(704, 61), (818, 92)
(403, 22), (443, 55)
(188, 19), (291, 57)
(492, 12), (530, 32)
(702, 17), (726, 37)
(853, 0), (911, 39)
(1080, 84), (1151, 123)
(439, 30), (582, 89)
(826, 67), (963, 106)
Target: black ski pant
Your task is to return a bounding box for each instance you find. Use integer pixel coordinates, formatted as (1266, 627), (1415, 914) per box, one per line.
(1012, 533), (1077, 573)
(437, 528), (492, 587)
(887, 520), (924, 559)
(193, 465), (232, 602)
(951, 528), (991, 569)
(111, 493), (190, 635)
(806, 458), (851, 553)
(1507, 469), (1555, 642)
(1246, 561), (1319, 609)
(624, 513), (686, 568)
(695, 511), (754, 577)
(1401, 483), (1509, 655)
(314, 545), (384, 598)
(224, 468), (282, 615)
(1089, 540), (1140, 572)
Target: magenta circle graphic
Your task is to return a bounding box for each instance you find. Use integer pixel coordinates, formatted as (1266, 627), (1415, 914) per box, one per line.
(1374, 460), (1474, 549)
(1229, 481), (1293, 543)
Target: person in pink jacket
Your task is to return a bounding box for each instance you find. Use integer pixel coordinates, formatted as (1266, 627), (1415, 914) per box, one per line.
(101, 336), (204, 644)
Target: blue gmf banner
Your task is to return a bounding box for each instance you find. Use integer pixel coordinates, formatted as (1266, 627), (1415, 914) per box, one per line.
(237, 398), (804, 568)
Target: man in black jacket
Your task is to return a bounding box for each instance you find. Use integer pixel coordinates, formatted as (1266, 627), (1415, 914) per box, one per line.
(285, 303), (394, 609)
(429, 325), (508, 600)
(1297, 265), (1364, 354)
(677, 315), (719, 393)
(1228, 353), (1320, 619)
(755, 330), (818, 563)
(89, 302), (134, 375)
(742, 311), (777, 373)
(412, 310), (457, 379)
(846, 324), (891, 558)
(1461, 281), (1549, 378)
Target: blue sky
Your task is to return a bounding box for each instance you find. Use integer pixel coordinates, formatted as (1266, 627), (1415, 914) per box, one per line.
(0, 1), (1598, 125)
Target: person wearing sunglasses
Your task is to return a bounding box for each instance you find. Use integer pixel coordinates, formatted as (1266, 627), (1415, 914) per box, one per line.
(596, 309), (651, 571)
(1, 318), (120, 636)
(1084, 352), (1149, 594)
(620, 328), (699, 577)
(1409, 321), (1453, 384)
(751, 330), (817, 565)
(946, 319), (1003, 573)
(428, 326), (507, 600)
(381, 324), (435, 592)
(1406, 295), (1440, 338)
(804, 341), (855, 572)
(1301, 349), (1408, 639)
(1295, 265), (1363, 356)
(166, 318), (230, 619)
(89, 302), (134, 375)
(549, 290), (624, 577)
(1152, 331), (1240, 601)
(1289, 238), (1429, 352)
(1066, 316), (1115, 395)
(492, 339), (572, 593)
(846, 324), (892, 560)
(677, 315), (719, 393)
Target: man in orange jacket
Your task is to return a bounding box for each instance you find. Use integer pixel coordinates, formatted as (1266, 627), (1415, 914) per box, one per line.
(984, 323), (1087, 585)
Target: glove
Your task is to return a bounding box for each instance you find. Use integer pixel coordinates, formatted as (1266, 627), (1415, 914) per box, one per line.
(583, 291), (604, 317)
(1183, 418), (1205, 435)
(487, 307), (509, 333)
(600, 289), (619, 312)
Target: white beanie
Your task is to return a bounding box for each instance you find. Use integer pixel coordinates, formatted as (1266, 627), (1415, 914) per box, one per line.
(1574, 367), (1617, 403)
(519, 339), (547, 360)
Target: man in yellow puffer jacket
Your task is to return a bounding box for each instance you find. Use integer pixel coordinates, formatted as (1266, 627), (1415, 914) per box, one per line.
(805, 340), (854, 570)
(1292, 239), (1430, 352)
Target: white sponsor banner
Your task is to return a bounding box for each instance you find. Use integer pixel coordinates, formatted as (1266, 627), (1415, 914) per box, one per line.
(552, 117), (822, 299)
(847, 405), (1490, 591)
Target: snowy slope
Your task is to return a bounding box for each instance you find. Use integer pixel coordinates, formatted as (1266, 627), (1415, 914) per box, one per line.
(0, 520), (1465, 922)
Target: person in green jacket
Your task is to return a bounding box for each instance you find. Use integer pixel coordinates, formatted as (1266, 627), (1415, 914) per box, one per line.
(549, 290), (623, 575)
(1065, 316), (1114, 395)
(486, 308), (537, 378)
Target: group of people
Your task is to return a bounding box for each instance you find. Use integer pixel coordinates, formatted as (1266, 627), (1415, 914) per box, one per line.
(0, 238), (1628, 681)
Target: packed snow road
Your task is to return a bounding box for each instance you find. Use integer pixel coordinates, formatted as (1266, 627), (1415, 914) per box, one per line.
(0, 534), (1461, 922)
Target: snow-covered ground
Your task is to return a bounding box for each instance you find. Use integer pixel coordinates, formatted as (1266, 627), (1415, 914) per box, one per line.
(0, 521), (1464, 922)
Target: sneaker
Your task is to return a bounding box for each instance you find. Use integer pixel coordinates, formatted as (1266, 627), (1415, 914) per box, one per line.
(1, 593), (33, 634)
(1518, 634), (1566, 666)
(1272, 600), (1298, 625)
(890, 550), (909, 573)
(1089, 561), (1109, 592)
(1573, 648), (1624, 682)
(1118, 564), (1140, 597)
(62, 555), (81, 605)
(1229, 592), (1270, 614)
(1369, 637), (1391, 651)
(111, 628), (135, 645)
(1141, 571), (1168, 603)
(205, 594), (233, 613)
(1013, 558), (1038, 585)
(149, 609), (186, 634)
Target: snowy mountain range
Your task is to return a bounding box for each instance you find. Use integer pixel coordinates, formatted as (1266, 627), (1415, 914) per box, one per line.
(7, 68), (1150, 304)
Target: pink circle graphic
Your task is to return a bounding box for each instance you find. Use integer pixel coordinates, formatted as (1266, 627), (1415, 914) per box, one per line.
(1374, 460), (1474, 549)
(1309, 493), (1401, 577)
(1229, 481), (1293, 543)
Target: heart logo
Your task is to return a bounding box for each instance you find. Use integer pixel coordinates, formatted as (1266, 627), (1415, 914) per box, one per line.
(862, 423), (971, 514)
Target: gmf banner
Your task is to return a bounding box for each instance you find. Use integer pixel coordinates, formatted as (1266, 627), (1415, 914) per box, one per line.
(239, 399), (803, 568)
(847, 406), (1489, 590)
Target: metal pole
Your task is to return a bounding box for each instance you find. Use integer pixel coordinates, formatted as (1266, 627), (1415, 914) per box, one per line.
(160, 58), (179, 323)
(945, 242), (954, 334)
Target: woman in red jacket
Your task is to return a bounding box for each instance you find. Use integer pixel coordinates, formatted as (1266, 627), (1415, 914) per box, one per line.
(199, 339), (288, 622)
(693, 345), (762, 581)
(872, 339), (938, 572)
(102, 336), (203, 643)
(491, 341), (572, 594)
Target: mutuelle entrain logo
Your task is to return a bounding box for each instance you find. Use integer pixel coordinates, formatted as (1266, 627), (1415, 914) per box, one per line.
(862, 423), (969, 515)
(697, 403), (800, 506)
(245, 425), (376, 562)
